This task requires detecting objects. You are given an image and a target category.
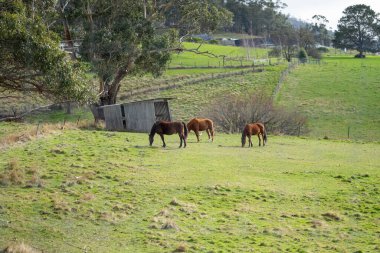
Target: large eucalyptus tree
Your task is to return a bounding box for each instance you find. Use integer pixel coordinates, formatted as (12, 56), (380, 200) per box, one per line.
(70, 0), (232, 107)
(333, 4), (380, 57)
(0, 0), (95, 104)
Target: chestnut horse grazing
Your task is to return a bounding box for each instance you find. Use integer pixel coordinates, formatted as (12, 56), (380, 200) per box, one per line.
(149, 121), (188, 148)
(187, 118), (215, 142)
(241, 123), (267, 147)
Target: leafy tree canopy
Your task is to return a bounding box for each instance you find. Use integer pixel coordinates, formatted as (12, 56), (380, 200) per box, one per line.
(0, 0), (95, 103)
(65, 0), (233, 106)
(333, 4), (380, 56)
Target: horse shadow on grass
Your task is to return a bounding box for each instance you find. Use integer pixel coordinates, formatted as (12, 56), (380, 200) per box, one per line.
(134, 145), (183, 151)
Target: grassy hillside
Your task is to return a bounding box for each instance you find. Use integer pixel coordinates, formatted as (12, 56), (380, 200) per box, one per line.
(0, 130), (379, 252)
(1, 50), (380, 252)
(0, 42), (271, 118)
(276, 56), (380, 141)
(120, 65), (286, 121)
(169, 42), (272, 68)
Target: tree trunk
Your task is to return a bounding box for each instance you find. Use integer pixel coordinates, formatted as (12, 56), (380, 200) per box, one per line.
(59, 0), (76, 59)
(90, 64), (132, 121)
(65, 101), (72, 114)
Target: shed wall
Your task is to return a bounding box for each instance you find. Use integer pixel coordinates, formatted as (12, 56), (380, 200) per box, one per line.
(101, 99), (172, 132)
(123, 101), (156, 132)
(103, 105), (124, 130)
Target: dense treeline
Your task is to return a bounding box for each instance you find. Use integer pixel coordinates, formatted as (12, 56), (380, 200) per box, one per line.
(221, 0), (288, 36)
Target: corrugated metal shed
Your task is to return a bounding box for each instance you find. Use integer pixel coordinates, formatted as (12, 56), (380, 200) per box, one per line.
(101, 98), (173, 132)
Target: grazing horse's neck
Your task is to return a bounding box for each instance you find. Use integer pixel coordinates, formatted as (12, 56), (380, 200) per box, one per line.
(149, 124), (157, 136)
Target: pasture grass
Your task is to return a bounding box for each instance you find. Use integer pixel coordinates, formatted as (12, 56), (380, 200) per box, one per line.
(126, 64), (286, 121)
(169, 42), (271, 68)
(276, 56), (380, 141)
(0, 129), (379, 252)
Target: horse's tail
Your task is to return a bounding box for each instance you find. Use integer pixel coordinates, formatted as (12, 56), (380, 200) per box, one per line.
(262, 124), (267, 144)
(182, 122), (188, 139)
(241, 129), (246, 147)
(209, 119), (215, 137)
(186, 120), (192, 133)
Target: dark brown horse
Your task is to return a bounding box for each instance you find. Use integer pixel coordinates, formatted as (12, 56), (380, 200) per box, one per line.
(149, 121), (188, 148)
(241, 123), (267, 147)
(187, 118), (214, 142)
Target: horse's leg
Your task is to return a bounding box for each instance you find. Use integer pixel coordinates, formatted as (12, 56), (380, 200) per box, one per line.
(206, 129), (211, 142)
(258, 134), (261, 147)
(159, 134), (166, 147)
(248, 135), (252, 147)
(210, 128), (214, 142)
(195, 129), (200, 142)
(183, 134), (187, 148)
(178, 133), (183, 148)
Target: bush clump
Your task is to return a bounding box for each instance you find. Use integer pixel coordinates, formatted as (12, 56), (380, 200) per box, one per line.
(203, 92), (308, 135)
(298, 48), (308, 63)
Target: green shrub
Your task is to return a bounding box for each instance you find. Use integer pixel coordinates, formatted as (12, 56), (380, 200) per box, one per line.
(307, 48), (321, 59)
(298, 48), (308, 62)
(317, 47), (329, 53)
(208, 39), (219, 45)
(269, 47), (282, 57)
(185, 37), (203, 43)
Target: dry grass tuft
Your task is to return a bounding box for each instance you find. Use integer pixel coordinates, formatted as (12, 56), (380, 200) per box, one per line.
(98, 211), (117, 223)
(173, 243), (188, 252)
(51, 196), (72, 213)
(63, 171), (96, 187)
(0, 120), (103, 149)
(169, 198), (181, 206)
(322, 212), (342, 221)
(310, 219), (328, 228)
(25, 174), (44, 188)
(0, 159), (24, 186)
(2, 242), (41, 253)
(161, 219), (179, 230)
(25, 166), (44, 188)
(81, 193), (96, 201)
(157, 208), (171, 217)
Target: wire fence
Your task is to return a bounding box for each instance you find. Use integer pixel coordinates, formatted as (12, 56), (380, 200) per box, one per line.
(120, 67), (265, 100)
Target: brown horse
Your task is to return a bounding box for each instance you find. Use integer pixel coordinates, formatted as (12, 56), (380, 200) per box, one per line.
(187, 118), (215, 142)
(149, 121), (188, 148)
(241, 123), (267, 147)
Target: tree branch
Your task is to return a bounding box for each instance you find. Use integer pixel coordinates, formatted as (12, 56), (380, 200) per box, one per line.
(0, 102), (65, 122)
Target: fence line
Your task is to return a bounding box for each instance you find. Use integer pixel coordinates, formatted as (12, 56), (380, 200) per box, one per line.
(271, 59), (321, 99)
(120, 68), (264, 100)
(168, 57), (283, 69)
(271, 61), (299, 98)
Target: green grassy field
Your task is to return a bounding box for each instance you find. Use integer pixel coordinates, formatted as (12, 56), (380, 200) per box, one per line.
(169, 42), (271, 68)
(1, 51), (380, 252)
(0, 130), (379, 252)
(276, 56), (380, 141)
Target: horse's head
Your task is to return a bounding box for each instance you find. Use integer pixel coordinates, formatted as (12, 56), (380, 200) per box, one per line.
(149, 134), (154, 146)
(149, 122), (158, 146)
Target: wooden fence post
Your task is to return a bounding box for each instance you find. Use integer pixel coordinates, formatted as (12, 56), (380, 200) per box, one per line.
(36, 122), (41, 136)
